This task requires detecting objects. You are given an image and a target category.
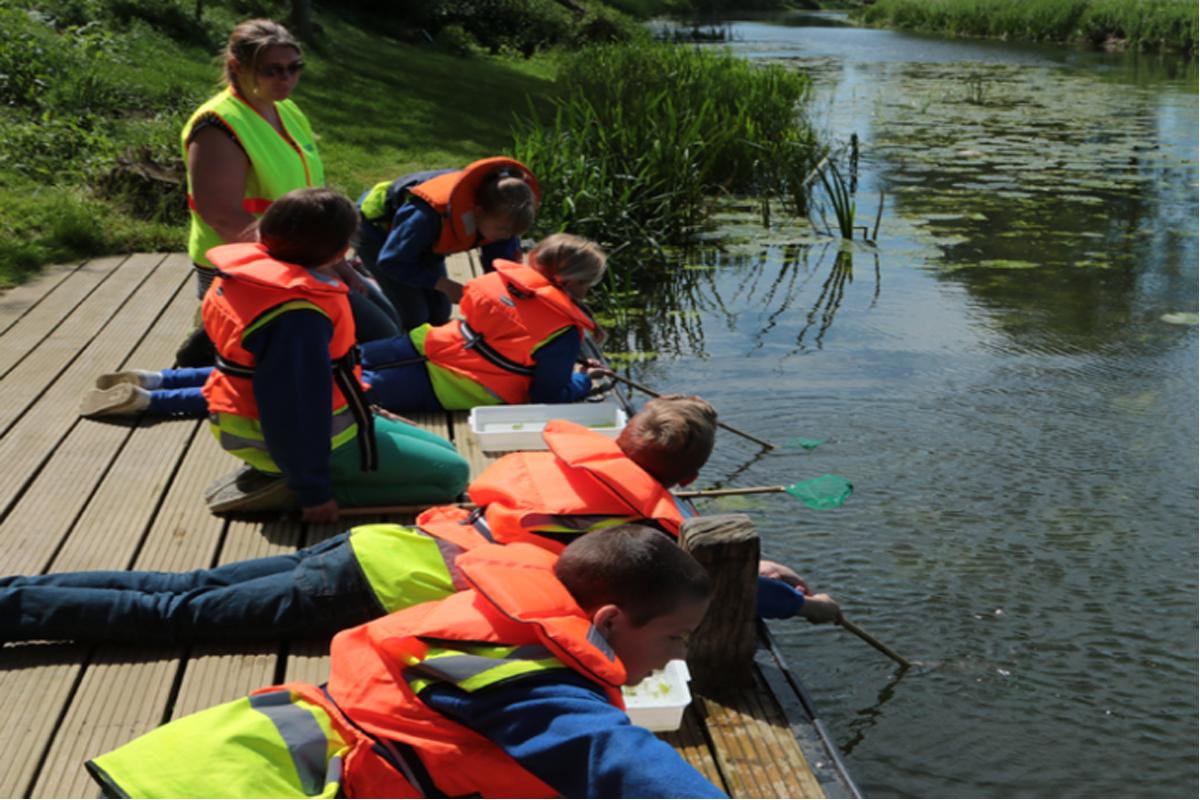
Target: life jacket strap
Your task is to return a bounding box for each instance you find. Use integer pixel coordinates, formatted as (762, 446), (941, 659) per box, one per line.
(215, 348), (378, 472)
(458, 321), (535, 377)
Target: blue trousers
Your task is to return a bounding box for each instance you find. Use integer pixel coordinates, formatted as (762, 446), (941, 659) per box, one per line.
(0, 534), (381, 645)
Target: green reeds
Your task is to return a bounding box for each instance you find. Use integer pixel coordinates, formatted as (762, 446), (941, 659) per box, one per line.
(817, 161), (856, 240)
(858, 0), (1197, 53)
(512, 41), (822, 255)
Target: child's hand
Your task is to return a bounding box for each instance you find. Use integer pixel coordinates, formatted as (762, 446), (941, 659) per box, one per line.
(302, 499), (340, 523)
(800, 593), (841, 625)
(758, 559), (810, 595)
(435, 277), (464, 304)
(580, 358), (614, 381)
(371, 405), (418, 426)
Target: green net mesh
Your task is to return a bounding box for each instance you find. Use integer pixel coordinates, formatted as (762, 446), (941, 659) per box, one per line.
(784, 474), (853, 509)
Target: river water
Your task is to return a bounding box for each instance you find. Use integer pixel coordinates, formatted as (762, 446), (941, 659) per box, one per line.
(619, 12), (1198, 798)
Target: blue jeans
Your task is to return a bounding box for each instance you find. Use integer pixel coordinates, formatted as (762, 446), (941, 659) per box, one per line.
(0, 534), (381, 645)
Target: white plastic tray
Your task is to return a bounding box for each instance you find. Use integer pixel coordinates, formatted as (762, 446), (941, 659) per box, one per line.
(622, 659), (692, 732)
(468, 400), (628, 452)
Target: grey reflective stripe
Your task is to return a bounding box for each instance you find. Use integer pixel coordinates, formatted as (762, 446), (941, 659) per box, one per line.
(330, 406), (356, 437)
(216, 408), (354, 452)
(431, 538), (470, 591)
(587, 624), (617, 662)
(248, 690), (334, 797)
(407, 653), (515, 684)
(219, 429), (270, 453)
(507, 643), (556, 661)
(407, 644), (559, 685)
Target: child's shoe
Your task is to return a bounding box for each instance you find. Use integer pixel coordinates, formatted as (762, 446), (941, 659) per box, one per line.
(205, 465), (297, 515)
(94, 370), (159, 390)
(79, 384), (151, 417)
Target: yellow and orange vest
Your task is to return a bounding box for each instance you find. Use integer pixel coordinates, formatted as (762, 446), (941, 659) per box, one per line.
(181, 87), (323, 268)
(202, 242), (372, 473)
(412, 260), (597, 407)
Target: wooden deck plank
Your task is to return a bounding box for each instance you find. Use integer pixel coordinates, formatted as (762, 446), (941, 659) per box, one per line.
(662, 703), (729, 791)
(0, 253), (164, 434)
(697, 667), (825, 799)
(448, 409), (500, 477)
(28, 410), (235, 797)
(0, 268), (197, 576)
(0, 254), (179, 517)
(0, 261), (84, 335)
(30, 646), (181, 799)
(0, 258), (119, 374)
(0, 643), (89, 798)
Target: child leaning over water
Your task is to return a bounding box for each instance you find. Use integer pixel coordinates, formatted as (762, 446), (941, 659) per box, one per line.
(355, 156), (540, 331)
(189, 187), (467, 520)
(86, 526), (728, 798)
(10, 395), (836, 645)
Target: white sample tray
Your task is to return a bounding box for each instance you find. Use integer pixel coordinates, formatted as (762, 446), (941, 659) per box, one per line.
(468, 399), (628, 452)
(622, 659), (692, 732)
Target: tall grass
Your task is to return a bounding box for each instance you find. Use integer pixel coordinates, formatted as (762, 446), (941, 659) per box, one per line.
(858, 0), (1197, 52)
(512, 42), (823, 257)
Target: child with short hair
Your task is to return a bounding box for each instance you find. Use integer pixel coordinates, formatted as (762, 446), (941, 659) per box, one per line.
(355, 157), (540, 330)
(85, 526), (728, 799)
(5, 395), (836, 644)
(190, 187), (468, 520)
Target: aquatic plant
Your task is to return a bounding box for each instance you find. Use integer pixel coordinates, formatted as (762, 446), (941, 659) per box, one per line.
(817, 160), (856, 240)
(512, 41), (823, 255)
(857, 0), (1197, 53)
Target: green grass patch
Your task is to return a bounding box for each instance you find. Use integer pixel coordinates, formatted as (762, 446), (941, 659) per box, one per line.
(0, 2), (557, 288)
(857, 0), (1197, 52)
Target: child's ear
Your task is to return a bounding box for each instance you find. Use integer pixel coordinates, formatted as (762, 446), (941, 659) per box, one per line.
(592, 604), (622, 636)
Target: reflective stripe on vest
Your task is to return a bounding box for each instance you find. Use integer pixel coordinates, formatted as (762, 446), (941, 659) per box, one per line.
(85, 690), (347, 799)
(209, 406), (358, 474)
(249, 690), (344, 797)
(404, 642), (568, 696)
(181, 88), (324, 268)
(348, 524), (472, 614)
(409, 323), (505, 410)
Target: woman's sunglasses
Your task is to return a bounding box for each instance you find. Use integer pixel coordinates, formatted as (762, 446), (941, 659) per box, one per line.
(258, 60), (305, 79)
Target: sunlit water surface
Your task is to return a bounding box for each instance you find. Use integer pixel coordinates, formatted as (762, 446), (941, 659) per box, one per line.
(620, 13), (1198, 798)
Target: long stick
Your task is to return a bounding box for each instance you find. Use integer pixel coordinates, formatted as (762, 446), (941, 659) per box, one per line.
(606, 373), (777, 450)
(839, 618), (912, 669)
(332, 501), (472, 518)
(675, 485), (785, 498)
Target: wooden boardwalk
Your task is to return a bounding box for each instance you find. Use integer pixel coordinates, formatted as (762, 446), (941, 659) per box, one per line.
(0, 252), (853, 798)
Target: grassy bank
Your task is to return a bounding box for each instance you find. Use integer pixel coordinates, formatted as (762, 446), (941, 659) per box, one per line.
(0, 3), (556, 287)
(856, 0), (1197, 53)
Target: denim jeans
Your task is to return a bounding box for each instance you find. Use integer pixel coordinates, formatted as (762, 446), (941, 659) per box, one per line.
(0, 534), (382, 645)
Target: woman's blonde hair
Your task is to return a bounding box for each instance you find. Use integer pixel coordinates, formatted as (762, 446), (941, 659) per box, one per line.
(529, 233), (607, 293)
(223, 19), (300, 88)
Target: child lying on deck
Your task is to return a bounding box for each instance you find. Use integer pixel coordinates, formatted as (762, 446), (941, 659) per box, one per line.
(79, 232), (612, 418)
(1, 395), (837, 644)
(86, 527), (727, 798)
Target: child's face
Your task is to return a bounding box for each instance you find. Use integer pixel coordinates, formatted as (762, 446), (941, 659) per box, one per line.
(475, 211), (515, 243)
(604, 596), (710, 686)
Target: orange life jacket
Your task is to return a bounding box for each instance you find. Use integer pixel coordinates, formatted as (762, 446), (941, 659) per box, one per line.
(419, 261), (596, 404)
(408, 157), (540, 254)
(202, 242), (376, 470)
(326, 543), (627, 798)
(446, 420), (684, 553)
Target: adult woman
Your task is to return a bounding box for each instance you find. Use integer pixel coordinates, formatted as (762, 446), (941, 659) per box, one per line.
(177, 19), (399, 364)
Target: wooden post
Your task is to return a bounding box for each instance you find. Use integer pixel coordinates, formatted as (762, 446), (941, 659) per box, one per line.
(681, 514), (760, 692)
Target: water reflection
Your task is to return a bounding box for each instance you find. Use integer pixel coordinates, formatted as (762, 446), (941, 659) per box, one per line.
(599, 235), (878, 363)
